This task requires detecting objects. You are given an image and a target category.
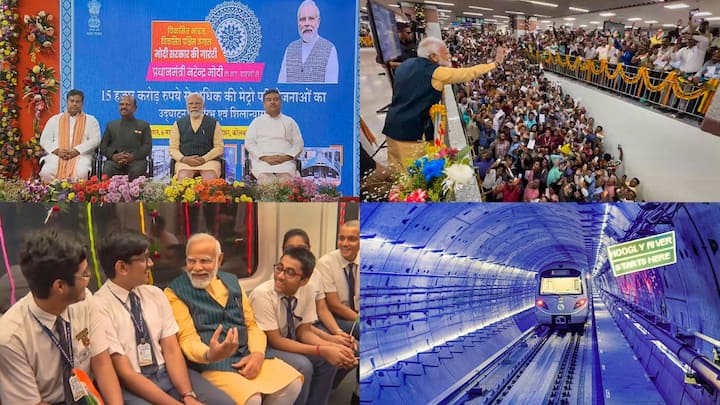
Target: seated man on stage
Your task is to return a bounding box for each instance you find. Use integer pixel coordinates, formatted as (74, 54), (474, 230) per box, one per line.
(244, 89), (304, 184)
(39, 89), (101, 182)
(99, 95), (152, 180)
(169, 93), (224, 180)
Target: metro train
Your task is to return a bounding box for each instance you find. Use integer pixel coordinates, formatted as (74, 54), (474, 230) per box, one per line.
(535, 267), (589, 327)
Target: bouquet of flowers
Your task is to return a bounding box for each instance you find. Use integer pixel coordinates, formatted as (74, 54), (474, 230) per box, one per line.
(23, 10), (55, 57)
(388, 144), (476, 202)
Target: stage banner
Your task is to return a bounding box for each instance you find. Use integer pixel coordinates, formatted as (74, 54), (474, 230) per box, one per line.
(62, 0), (358, 194)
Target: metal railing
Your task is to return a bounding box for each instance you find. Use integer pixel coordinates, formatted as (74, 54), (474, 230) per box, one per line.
(528, 50), (719, 121)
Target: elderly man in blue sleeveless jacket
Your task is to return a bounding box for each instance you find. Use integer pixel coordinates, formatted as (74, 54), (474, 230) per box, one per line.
(382, 37), (505, 173)
(169, 93), (225, 180)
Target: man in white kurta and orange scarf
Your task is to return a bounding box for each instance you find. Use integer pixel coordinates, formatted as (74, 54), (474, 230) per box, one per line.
(39, 89), (101, 182)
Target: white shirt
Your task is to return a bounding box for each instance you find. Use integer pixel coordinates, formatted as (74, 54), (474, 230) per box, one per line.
(316, 249), (359, 310)
(39, 112), (101, 161)
(248, 279), (317, 338)
(95, 281), (179, 373)
(0, 292), (109, 404)
(278, 35), (339, 84)
(244, 113), (304, 175)
(672, 36), (710, 73)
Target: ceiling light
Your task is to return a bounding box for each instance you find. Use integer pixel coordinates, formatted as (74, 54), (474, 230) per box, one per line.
(599, 12), (615, 17)
(520, 0), (558, 7)
(564, 17), (576, 21)
(423, 1), (455, 6)
(662, 23), (675, 27)
(579, 24), (587, 27)
(645, 20), (658, 24)
(469, 6), (493, 11)
(540, 20), (551, 23)
(569, 7), (589, 12)
(624, 25), (633, 28)
(388, 4), (400, 7)
(535, 14), (551, 18)
(694, 12), (712, 17)
(664, 3), (688, 9)
(464, 12), (483, 16)
(627, 17), (642, 21)
(505, 11), (525, 15)
(485, 18), (498, 22)
(437, 8), (452, 12)
(589, 21), (600, 24)
(493, 15), (510, 19)
(704, 17), (720, 21)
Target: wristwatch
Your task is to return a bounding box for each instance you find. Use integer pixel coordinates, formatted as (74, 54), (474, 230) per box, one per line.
(182, 391), (198, 401)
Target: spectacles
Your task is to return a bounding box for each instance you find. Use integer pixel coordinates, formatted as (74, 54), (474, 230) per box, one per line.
(274, 263), (302, 279)
(186, 257), (215, 266)
(126, 254), (151, 265)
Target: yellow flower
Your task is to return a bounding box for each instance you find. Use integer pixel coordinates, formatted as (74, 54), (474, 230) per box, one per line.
(183, 188), (196, 202)
(61, 180), (69, 188)
(239, 194), (253, 202)
(32, 65), (41, 74)
(67, 192), (75, 200)
(234, 197), (240, 203)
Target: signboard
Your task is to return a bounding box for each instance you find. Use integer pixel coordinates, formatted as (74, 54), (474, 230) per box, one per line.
(607, 231), (677, 277)
(61, 0), (358, 194)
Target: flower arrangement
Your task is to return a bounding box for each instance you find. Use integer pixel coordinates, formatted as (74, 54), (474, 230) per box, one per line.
(254, 177), (342, 202)
(0, 0), (22, 178)
(23, 10), (55, 58)
(164, 177), (254, 204)
(22, 63), (58, 164)
(0, 176), (342, 203)
(388, 144), (476, 202)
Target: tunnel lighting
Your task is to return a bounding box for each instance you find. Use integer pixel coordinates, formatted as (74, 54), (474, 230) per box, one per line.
(651, 340), (686, 370)
(664, 3), (688, 9)
(632, 322), (650, 335)
(469, 6), (493, 11)
(569, 6), (589, 12)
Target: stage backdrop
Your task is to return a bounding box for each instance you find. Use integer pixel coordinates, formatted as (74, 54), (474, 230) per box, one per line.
(60, 0), (358, 195)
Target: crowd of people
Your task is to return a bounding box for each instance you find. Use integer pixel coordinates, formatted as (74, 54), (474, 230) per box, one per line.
(0, 222), (361, 405)
(526, 19), (720, 81)
(446, 29), (642, 202)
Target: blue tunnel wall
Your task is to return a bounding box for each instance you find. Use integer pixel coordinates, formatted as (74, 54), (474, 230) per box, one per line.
(359, 203), (720, 404)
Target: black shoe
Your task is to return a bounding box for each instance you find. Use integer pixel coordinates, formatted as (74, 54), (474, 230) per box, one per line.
(351, 392), (360, 405)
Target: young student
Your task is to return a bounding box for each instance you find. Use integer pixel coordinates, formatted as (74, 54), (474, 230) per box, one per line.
(249, 247), (357, 405)
(0, 230), (122, 404)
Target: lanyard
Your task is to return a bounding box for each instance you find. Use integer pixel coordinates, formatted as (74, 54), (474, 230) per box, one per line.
(32, 313), (74, 368)
(109, 290), (146, 338)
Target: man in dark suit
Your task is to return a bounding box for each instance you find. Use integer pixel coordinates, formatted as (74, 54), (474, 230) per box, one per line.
(99, 95), (152, 179)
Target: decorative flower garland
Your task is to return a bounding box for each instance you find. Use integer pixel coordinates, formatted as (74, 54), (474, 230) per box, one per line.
(0, 0), (22, 178)
(23, 10), (55, 60)
(21, 63), (57, 162)
(22, 11), (58, 171)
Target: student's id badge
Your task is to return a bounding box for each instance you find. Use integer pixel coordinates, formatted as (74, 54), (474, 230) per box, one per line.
(138, 342), (153, 366)
(69, 374), (88, 401)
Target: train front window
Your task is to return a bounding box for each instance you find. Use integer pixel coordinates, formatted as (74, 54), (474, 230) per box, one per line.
(540, 277), (582, 295)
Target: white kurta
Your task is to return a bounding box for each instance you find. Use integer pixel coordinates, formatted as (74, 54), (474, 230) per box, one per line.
(244, 113), (304, 175)
(39, 113), (101, 182)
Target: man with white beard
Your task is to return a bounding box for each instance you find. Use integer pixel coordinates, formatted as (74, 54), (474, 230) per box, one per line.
(169, 93), (225, 180)
(164, 233), (302, 405)
(382, 37), (505, 173)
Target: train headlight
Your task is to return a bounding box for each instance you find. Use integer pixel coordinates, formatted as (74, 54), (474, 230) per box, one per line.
(536, 299), (548, 309)
(574, 298), (587, 309)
